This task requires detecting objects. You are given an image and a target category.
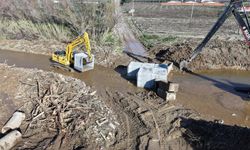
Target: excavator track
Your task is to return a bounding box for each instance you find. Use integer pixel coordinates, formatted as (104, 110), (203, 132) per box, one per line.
(50, 62), (74, 72)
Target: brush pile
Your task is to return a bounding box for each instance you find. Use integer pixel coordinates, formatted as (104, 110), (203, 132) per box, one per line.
(15, 70), (119, 149)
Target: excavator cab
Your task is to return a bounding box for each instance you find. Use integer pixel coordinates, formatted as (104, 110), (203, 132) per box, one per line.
(51, 32), (94, 72)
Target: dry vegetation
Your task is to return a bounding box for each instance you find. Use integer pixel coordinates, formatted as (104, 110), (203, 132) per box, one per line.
(0, 0), (118, 44)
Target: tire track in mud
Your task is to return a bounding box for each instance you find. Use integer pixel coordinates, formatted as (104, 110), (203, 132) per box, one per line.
(124, 114), (131, 148)
(127, 92), (162, 146)
(103, 89), (192, 149)
(104, 90), (150, 149)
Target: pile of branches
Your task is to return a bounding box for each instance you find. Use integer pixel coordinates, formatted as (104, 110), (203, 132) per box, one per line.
(15, 70), (118, 149)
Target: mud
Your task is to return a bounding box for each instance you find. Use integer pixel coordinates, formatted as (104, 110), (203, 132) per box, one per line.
(0, 40), (126, 68)
(1, 49), (250, 126)
(180, 118), (250, 150)
(1, 49), (250, 149)
(150, 39), (250, 71)
(172, 70), (250, 127)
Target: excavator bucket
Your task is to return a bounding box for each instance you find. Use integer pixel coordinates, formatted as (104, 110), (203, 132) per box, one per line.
(179, 60), (188, 71)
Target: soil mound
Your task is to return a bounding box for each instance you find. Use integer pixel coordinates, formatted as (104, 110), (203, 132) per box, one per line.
(151, 40), (250, 71)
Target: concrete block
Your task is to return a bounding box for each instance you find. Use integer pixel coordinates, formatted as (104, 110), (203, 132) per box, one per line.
(157, 63), (168, 68)
(2, 111), (25, 134)
(153, 66), (168, 82)
(74, 53), (94, 72)
(127, 62), (154, 79)
(157, 89), (176, 101)
(128, 61), (172, 89)
(166, 92), (176, 101)
(0, 130), (22, 150)
(168, 82), (179, 93)
(167, 63), (173, 74)
(137, 67), (155, 89)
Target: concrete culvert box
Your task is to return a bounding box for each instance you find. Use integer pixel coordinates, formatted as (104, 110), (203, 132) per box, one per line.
(153, 66), (168, 82)
(74, 53), (94, 72)
(127, 62), (154, 79)
(137, 67), (155, 89)
(128, 61), (172, 89)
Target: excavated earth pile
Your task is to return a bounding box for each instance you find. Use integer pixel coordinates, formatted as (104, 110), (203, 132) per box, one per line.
(180, 118), (250, 149)
(150, 39), (250, 71)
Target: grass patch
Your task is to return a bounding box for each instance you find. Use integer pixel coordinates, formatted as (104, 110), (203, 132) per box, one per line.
(0, 19), (73, 41)
(139, 33), (177, 49)
(100, 30), (123, 53)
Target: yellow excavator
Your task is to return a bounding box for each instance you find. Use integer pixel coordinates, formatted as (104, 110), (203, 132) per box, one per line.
(51, 32), (94, 72)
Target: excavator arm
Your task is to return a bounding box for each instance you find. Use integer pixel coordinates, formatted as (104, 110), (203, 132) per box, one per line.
(180, 0), (250, 70)
(66, 32), (92, 63)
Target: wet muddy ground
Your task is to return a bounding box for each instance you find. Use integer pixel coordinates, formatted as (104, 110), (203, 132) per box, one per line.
(1, 49), (250, 149)
(1, 49), (250, 128)
(172, 71), (250, 127)
(1, 2), (250, 149)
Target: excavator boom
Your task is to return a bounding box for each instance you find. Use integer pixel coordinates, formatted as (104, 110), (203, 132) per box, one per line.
(180, 0), (250, 70)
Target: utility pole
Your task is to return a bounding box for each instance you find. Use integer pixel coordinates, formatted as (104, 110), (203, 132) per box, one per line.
(131, 0), (135, 16)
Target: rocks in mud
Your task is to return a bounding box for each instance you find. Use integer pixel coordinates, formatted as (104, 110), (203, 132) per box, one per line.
(168, 82), (180, 93)
(13, 70), (119, 149)
(127, 61), (178, 101)
(157, 81), (179, 93)
(157, 89), (176, 101)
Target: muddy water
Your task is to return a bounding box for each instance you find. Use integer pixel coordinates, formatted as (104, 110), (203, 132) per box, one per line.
(0, 50), (139, 93)
(172, 71), (250, 127)
(1, 50), (250, 126)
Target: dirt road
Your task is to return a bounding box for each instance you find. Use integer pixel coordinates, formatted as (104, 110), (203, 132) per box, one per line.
(115, 0), (148, 58)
